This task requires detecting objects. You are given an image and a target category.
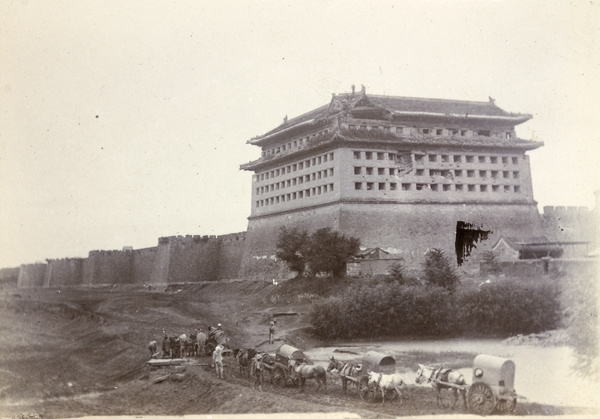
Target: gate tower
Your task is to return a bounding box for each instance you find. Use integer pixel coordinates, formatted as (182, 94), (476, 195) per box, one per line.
(240, 87), (543, 277)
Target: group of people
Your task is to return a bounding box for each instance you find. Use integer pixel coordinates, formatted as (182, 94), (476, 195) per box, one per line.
(148, 320), (276, 380)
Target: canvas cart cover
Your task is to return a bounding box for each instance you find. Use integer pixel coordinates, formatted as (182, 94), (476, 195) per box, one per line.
(472, 354), (515, 391)
(276, 344), (312, 364)
(212, 330), (228, 344)
(362, 351), (396, 374)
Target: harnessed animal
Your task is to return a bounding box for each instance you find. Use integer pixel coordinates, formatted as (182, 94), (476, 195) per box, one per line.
(195, 332), (207, 356)
(288, 359), (327, 393)
(367, 371), (405, 405)
(327, 356), (361, 393)
(236, 348), (257, 377)
(415, 364), (467, 409)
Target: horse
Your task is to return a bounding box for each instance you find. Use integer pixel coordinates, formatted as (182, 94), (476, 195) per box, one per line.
(249, 354), (265, 391)
(288, 359), (327, 393)
(326, 356), (362, 394)
(368, 371), (405, 405)
(148, 340), (158, 359)
(196, 332), (207, 356)
(415, 364), (467, 409)
(236, 348), (257, 377)
(179, 335), (196, 357)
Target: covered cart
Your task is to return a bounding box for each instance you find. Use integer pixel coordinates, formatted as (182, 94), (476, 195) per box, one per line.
(467, 354), (517, 415)
(271, 344), (313, 387)
(358, 351), (397, 402)
(424, 354), (517, 415)
(205, 329), (230, 355)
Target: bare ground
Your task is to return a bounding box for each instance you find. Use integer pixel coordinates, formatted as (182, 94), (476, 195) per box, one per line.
(0, 278), (596, 418)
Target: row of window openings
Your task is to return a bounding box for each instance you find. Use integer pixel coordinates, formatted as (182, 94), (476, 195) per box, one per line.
(353, 166), (520, 179)
(257, 169), (334, 194)
(348, 124), (510, 139)
(263, 129), (333, 156)
(354, 182), (521, 193)
(352, 151), (397, 161)
(352, 150), (519, 165)
(256, 184), (335, 207)
(258, 152), (334, 181)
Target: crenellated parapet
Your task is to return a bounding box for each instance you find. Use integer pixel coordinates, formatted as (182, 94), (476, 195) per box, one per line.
(541, 205), (597, 243)
(543, 206), (590, 217)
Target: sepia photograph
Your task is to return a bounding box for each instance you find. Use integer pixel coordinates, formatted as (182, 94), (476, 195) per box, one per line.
(1, 1), (599, 418)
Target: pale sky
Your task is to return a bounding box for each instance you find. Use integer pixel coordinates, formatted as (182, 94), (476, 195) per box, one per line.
(1, 1), (599, 268)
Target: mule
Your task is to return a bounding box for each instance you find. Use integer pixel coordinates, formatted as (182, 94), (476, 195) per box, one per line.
(195, 332), (207, 356)
(288, 359), (327, 393)
(368, 371), (405, 405)
(327, 356), (361, 394)
(236, 348), (257, 377)
(415, 364), (467, 409)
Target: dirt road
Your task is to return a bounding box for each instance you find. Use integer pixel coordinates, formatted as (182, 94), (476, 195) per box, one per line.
(0, 279), (596, 418)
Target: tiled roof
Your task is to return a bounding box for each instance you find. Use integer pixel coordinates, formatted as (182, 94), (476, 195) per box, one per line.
(250, 91), (531, 144)
(353, 94), (516, 117)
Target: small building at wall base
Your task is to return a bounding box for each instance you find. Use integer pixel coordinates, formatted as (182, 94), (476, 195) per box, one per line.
(491, 235), (593, 261)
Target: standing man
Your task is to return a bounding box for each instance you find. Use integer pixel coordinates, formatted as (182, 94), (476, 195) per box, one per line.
(269, 321), (275, 344)
(212, 343), (224, 379)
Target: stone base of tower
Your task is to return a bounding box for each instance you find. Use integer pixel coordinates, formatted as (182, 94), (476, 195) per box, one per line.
(239, 201), (543, 277)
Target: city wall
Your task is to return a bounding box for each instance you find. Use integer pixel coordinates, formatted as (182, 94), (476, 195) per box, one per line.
(17, 263), (46, 288)
(241, 205), (341, 279)
(132, 247), (159, 284)
(14, 195), (598, 288)
(17, 233), (247, 288)
(241, 201), (544, 276)
(480, 258), (599, 278)
(44, 258), (84, 287)
(0, 267), (19, 283)
(542, 205), (598, 243)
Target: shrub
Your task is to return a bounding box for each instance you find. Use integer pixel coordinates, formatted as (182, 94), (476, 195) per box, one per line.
(456, 281), (561, 336)
(309, 278), (561, 339)
(422, 248), (461, 293)
(561, 273), (599, 378)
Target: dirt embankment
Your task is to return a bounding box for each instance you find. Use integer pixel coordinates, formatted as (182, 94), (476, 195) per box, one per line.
(0, 279), (596, 418)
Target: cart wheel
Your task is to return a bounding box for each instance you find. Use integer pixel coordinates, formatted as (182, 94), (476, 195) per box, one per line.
(468, 382), (496, 415)
(385, 388), (398, 400)
(497, 397), (517, 414)
(272, 366), (286, 387)
(359, 377), (370, 400)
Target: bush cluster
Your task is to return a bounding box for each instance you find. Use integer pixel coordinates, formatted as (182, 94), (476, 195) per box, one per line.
(309, 280), (561, 339)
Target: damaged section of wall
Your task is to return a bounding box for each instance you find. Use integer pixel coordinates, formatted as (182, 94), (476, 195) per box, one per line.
(455, 221), (493, 266)
(338, 201), (542, 271)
